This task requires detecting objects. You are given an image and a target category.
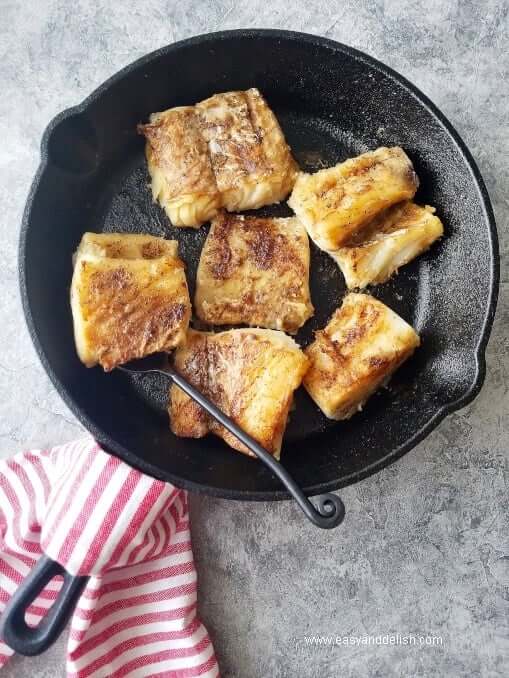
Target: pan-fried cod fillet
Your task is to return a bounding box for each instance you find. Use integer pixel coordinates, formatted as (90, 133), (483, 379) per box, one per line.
(169, 329), (309, 459)
(138, 89), (298, 227)
(331, 201), (444, 289)
(288, 147), (419, 250)
(137, 107), (221, 227)
(72, 232), (181, 261)
(195, 212), (314, 333)
(71, 233), (191, 371)
(304, 294), (420, 420)
(196, 89), (298, 212)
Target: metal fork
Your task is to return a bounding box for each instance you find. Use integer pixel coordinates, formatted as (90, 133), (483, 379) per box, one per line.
(119, 354), (345, 529)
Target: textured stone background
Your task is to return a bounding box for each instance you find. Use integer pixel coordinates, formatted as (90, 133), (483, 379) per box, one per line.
(0, 1), (508, 676)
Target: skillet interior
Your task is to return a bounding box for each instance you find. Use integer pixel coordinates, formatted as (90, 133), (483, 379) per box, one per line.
(20, 30), (498, 499)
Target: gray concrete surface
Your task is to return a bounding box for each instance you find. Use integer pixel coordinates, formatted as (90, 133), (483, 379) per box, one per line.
(0, 1), (507, 676)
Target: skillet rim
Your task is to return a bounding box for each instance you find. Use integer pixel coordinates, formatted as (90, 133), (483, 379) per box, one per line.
(18, 29), (500, 500)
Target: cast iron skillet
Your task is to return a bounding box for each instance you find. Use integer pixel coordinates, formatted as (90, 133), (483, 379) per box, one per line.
(3, 30), (498, 655)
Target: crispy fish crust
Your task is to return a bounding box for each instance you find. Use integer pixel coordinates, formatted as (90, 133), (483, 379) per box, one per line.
(169, 329), (309, 459)
(331, 201), (444, 289)
(304, 293), (420, 420)
(138, 89), (298, 227)
(71, 233), (191, 371)
(195, 212), (314, 333)
(196, 89), (298, 212)
(288, 147), (419, 250)
(137, 107), (221, 228)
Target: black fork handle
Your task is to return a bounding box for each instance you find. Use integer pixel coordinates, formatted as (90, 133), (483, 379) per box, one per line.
(166, 366), (345, 529)
(0, 555), (89, 656)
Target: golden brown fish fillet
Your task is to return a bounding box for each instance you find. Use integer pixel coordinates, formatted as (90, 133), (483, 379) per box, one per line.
(169, 329), (309, 459)
(196, 88), (298, 212)
(331, 201), (444, 289)
(71, 232), (191, 371)
(288, 147), (419, 250)
(138, 107), (221, 228)
(138, 89), (298, 227)
(304, 293), (420, 419)
(195, 212), (314, 333)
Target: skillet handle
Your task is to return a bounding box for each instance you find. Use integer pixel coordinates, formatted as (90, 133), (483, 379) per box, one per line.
(0, 555), (89, 656)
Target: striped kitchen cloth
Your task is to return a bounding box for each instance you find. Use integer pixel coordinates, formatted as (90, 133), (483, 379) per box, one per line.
(0, 437), (219, 677)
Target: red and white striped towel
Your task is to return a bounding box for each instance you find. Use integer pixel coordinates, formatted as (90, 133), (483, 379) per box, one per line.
(0, 438), (219, 677)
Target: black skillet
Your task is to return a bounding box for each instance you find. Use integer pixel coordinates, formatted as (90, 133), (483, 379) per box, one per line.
(3, 30), (498, 655)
